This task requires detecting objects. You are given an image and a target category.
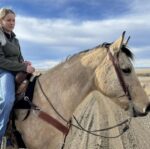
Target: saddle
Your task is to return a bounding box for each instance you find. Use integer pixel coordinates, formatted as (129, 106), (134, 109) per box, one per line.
(14, 71), (40, 113)
(15, 72), (32, 95)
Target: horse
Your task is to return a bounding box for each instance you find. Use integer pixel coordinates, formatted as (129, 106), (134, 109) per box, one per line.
(15, 32), (150, 149)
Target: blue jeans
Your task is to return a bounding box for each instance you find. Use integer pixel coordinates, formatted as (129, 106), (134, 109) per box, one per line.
(0, 69), (15, 141)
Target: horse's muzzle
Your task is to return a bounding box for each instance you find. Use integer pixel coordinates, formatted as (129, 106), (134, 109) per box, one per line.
(133, 103), (150, 117)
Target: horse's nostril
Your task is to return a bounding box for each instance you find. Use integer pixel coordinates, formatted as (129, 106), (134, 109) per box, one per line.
(133, 104), (148, 117)
(145, 103), (150, 113)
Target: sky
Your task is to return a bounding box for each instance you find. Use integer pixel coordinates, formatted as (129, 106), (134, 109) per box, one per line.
(0, 0), (150, 69)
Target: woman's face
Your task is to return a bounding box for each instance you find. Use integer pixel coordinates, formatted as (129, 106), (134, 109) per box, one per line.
(1, 13), (15, 33)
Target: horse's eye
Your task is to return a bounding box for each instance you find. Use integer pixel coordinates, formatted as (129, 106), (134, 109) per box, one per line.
(122, 68), (132, 73)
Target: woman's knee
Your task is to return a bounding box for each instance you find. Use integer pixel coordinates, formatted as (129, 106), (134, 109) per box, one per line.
(0, 71), (15, 108)
(2, 91), (15, 109)
(0, 96), (15, 115)
(1, 72), (15, 90)
(3, 72), (15, 82)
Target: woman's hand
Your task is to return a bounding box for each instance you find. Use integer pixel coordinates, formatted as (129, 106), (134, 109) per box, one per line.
(26, 65), (35, 74)
(23, 61), (32, 66)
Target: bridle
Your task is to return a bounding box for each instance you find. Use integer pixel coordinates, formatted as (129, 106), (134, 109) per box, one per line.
(108, 48), (132, 101)
(107, 46), (134, 117)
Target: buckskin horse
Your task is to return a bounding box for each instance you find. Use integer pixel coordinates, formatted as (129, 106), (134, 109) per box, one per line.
(14, 32), (149, 149)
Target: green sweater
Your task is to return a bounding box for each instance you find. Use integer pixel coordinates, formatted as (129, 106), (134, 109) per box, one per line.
(0, 29), (27, 72)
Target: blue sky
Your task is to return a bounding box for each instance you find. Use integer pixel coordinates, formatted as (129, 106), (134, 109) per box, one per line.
(0, 0), (150, 69)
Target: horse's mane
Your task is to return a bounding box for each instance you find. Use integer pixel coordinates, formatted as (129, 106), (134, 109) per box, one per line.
(44, 42), (135, 76)
(66, 42), (134, 62)
(122, 45), (134, 60)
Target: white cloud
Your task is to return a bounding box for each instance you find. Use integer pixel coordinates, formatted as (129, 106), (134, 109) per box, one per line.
(130, 0), (150, 14)
(32, 59), (60, 70)
(133, 59), (150, 68)
(15, 14), (150, 51)
(131, 46), (150, 53)
(13, 0), (150, 68)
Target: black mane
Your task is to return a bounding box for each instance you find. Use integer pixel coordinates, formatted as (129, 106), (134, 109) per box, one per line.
(121, 45), (134, 60)
(101, 42), (134, 60)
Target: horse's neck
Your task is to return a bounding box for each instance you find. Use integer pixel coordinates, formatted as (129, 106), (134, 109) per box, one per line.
(37, 49), (107, 119)
(38, 60), (95, 118)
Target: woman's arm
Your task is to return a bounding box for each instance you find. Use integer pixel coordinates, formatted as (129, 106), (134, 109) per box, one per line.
(0, 45), (27, 72)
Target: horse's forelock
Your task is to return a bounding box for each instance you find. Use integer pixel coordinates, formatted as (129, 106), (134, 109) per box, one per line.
(102, 42), (134, 60)
(121, 45), (134, 60)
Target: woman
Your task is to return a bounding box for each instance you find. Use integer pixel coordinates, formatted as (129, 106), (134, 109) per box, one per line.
(0, 8), (35, 142)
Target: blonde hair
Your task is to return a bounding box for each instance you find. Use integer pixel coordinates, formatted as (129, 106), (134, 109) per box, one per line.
(0, 8), (15, 22)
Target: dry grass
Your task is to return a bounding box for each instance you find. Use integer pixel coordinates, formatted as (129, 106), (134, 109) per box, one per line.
(135, 68), (150, 77)
(135, 68), (150, 98)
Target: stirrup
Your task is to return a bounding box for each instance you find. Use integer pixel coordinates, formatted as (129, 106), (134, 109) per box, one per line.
(0, 137), (6, 149)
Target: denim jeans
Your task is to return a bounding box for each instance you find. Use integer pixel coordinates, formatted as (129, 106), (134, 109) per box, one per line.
(0, 69), (15, 141)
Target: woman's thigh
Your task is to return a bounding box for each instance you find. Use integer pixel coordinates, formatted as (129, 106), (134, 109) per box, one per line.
(0, 69), (15, 104)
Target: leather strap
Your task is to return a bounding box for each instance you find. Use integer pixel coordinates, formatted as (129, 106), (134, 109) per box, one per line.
(108, 50), (132, 101)
(38, 110), (69, 135)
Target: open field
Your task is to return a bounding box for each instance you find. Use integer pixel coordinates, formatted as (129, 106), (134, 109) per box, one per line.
(135, 68), (150, 99)
(135, 68), (150, 77)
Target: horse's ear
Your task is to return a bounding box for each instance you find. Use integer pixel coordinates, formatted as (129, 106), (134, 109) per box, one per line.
(124, 36), (130, 46)
(109, 31), (126, 55)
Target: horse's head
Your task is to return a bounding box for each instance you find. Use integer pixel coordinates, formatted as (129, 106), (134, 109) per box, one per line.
(93, 32), (150, 117)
